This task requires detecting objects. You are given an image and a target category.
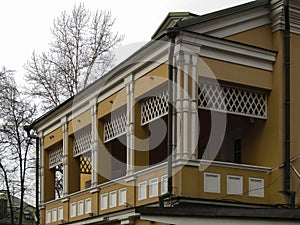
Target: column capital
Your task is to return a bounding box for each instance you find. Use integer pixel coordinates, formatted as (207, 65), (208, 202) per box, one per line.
(89, 97), (98, 108)
(60, 116), (67, 125)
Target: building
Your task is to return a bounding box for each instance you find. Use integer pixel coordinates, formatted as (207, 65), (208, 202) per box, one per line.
(30, 0), (300, 224)
(0, 190), (36, 225)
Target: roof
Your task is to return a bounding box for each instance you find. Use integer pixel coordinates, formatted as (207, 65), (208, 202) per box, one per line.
(30, 0), (273, 130)
(151, 12), (199, 40)
(176, 0), (269, 28)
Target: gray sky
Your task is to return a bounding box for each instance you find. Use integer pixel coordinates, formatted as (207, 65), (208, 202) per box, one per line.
(0, 0), (251, 81)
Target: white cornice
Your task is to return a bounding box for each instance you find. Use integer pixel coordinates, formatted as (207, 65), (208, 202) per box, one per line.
(271, 0), (300, 34)
(34, 40), (170, 134)
(180, 31), (277, 71)
(186, 6), (270, 38)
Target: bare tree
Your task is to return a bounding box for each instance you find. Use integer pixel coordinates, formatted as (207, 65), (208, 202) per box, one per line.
(25, 3), (123, 111)
(0, 68), (36, 225)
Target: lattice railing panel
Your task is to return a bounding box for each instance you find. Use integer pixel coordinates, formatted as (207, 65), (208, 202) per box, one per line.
(141, 89), (169, 125)
(104, 112), (127, 143)
(198, 80), (267, 119)
(74, 126), (92, 157)
(49, 143), (63, 169)
(80, 153), (92, 174)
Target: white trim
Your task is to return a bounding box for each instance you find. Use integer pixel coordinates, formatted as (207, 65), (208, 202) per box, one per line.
(181, 32), (276, 71)
(227, 175), (243, 195)
(85, 198), (92, 214)
(186, 5), (270, 38)
(271, 0), (300, 35)
(109, 191), (117, 208)
(173, 159), (272, 172)
(118, 188), (127, 206)
(51, 208), (57, 222)
(204, 172), (221, 193)
(70, 202), (77, 218)
(161, 175), (168, 195)
(138, 181), (147, 200)
(58, 206), (64, 221)
(100, 193), (108, 210)
(46, 210), (51, 224)
(149, 177), (159, 198)
(77, 200), (84, 216)
(249, 177), (264, 197)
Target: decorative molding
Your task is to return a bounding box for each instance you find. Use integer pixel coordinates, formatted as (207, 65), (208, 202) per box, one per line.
(181, 31), (277, 71)
(186, 6), (270, 38)
(271, 0), (300, 34)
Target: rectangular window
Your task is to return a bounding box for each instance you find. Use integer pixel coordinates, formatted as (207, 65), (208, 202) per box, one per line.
(77, 200), (84, 216)
(46, 210), (51, 224)
(149, 177), (159, 198)
(58, 206), (63, 221)
(70, 202), (77, 218)
(100, 193), (108, 210)
(204, 172), (221, 193)
(119, 188), (127, 206)
(109, 191), (117, 208)
(161, 175), (168, 195)
(138, 181), (147, 200)
(52, 208), (57, 222)
(227, 175), (243, 195)
(85, 198), (92, 214)
(249, 177), (264, 197)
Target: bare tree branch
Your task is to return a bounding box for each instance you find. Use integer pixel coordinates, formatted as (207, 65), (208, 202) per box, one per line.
(25, 3), (123, 111)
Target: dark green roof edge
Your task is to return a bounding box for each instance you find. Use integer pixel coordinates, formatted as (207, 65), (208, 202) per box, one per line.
(151, 12), (199, 39)
(177, 0), (270, 28)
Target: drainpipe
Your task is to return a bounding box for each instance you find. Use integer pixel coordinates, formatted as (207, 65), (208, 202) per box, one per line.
(24, 125), (40, 224)
(159, 27), (178, 207)
(284, 0), (296, 208)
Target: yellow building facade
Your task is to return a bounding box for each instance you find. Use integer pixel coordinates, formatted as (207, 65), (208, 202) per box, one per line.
(31, 0), (300, 224)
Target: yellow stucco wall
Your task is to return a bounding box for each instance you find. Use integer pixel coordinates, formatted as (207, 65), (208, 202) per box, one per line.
(199, 57), (273, 90)
(227, 25), (273, 50)
(68, 110), (91, 135)
(44, 127), (63, 149)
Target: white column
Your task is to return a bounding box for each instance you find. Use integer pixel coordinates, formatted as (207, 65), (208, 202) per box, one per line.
(182, 53), (190, 159)
(175, 53), (182, 160)
(39, 132), (44, 204)
(125, 75), (135, 175)
(90, 98), (98, 187)
(190, 54), (198, 160)
(61, 117), (69, 196)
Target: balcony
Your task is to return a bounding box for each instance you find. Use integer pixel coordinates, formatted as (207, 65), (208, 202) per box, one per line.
(41, 158), (271, 224)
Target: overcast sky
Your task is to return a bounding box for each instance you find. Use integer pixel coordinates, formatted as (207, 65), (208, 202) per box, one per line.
(0, 0), (252, 82)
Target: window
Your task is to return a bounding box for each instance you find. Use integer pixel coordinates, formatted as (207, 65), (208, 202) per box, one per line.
(70, 202), (77, 218)
(149, 177), (159, 198)
(249, 178), (264, 197)
(119, 188), (127, 206)
(52, 208), (57, 222)
(78, 200), (84, 216)
(204, 173), (221, 193)
(138, 181), (147, 200)
(227, 175), (243, 195)
(100, 193), (108, 210)
(46, 210), (51, 224)
(85, 198), (92, 214)
(58, 206), (63, 221)
(109, 191), (117, 208)
(161, 175), (168, 195)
